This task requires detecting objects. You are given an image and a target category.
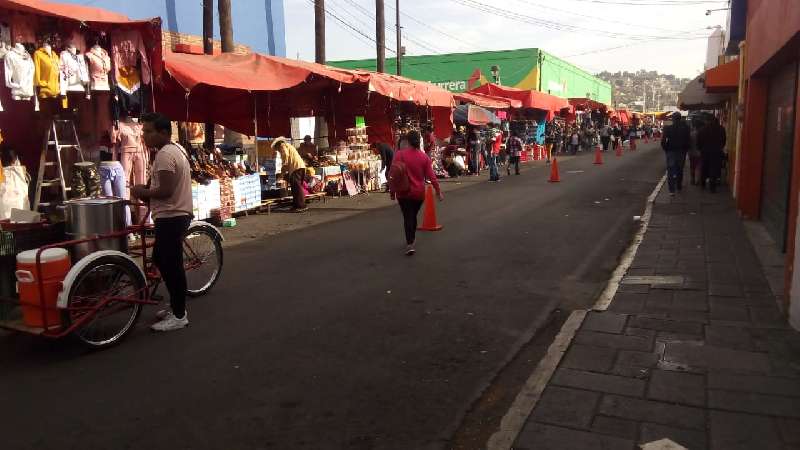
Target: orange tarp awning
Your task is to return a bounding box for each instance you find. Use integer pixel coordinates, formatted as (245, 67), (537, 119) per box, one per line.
(568, 98), (608, 111)
(468, 83), (569, 115)
(454, 92), (522, 109)
(705, 59), (739, 94)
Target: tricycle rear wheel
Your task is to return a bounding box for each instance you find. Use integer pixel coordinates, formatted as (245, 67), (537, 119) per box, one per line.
(63, 254), (146, 348)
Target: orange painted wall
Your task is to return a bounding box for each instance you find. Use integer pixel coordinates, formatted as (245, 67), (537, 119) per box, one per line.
(736, 78), (768, 218)
(745, 0), (800, 77)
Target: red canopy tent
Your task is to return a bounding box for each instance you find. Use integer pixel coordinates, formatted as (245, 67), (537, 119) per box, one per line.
(568, 98), (608, 112)
(156, 52), (454, 146)
(610, 109), (631, 125)
(468, 83), (569, 118)
(0, 0), (162, 171)
(453, 92), (522, 109)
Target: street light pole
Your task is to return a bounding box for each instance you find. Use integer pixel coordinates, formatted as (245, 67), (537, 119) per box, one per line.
(376, 0), (385, 73)
(396, 0), (402, 75)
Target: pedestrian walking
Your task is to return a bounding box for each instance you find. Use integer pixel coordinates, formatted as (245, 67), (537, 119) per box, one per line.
(131, 112), (193, 332)
(468, 127), (482, 176)
(660, 112), (691, 195)
(600, 124), (611, 152)
(388, 130), (443, 256)
(570, 129), (580, 155)
(697, 116), (727, 193)
(488, 129), (502, 182)
(689, 119), (704, 185)
(612, 124), (622, 151)
(506, 131), (524, 175)
(371, 141), (394, 190)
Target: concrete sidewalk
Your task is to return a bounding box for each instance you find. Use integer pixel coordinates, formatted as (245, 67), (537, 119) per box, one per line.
(512, 182), (800, 450)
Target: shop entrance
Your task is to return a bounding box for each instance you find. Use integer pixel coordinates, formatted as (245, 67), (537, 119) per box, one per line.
(761, 61), (798, 251)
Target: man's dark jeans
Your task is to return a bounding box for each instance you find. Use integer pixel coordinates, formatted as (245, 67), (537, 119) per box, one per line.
(154, 215), (191, 318)
(666, 150), (687, 193)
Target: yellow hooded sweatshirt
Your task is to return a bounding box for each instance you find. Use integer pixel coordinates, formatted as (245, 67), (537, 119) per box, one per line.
(33, 47), (61, 98)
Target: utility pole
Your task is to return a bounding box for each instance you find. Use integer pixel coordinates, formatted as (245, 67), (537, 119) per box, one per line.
(315, 0), (326, 64)
(203, 0), (214, 150)
(395, 0), (402, 75)
(218, 0), (241, 146)
(376, 0), (385, 73)
(218, 0), (234, 53)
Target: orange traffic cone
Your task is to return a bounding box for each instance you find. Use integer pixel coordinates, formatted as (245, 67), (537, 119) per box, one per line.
(548, 157), (561, 182)
(418, 184), (443, 231)
(593, 145), (604, 165)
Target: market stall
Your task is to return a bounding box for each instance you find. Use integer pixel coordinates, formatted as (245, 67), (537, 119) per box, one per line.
(0, 0), (162, 221)
(155, 51), (455, 199)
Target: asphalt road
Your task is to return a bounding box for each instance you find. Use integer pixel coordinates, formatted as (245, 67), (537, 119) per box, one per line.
(1, 144), (666, 450)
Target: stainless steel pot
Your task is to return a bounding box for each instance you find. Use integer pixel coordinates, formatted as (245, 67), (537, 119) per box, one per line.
(64, 198), (128, 260)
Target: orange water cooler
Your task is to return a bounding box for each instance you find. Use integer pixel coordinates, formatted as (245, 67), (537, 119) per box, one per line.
(15, 248), (71, 328)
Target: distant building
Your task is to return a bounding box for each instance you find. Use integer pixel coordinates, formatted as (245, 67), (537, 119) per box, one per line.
(330, 48), (612, 105)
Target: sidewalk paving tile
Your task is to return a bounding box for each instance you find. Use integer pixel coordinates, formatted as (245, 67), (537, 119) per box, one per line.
(515, 423), (634, 450)
(583, 312), (628, 334)
(591, 416), (639, 440)
(529, 386), (601, 429)
(709, 411), (783, 450)
(551, 368), (646, 397)
(639, 423), (707, 450)
(598, 394), (706, 430)
(707, 372), (800, 396)
(647, 369), (706, 407)
(514, 181), (800, 450)
(708, 390), (800, 418)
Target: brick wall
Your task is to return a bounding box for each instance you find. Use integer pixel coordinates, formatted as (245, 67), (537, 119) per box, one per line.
(162, 30), (251, 55)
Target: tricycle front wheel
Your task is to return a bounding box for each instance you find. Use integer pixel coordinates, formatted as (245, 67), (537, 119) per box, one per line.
(63, 254), (146, 348)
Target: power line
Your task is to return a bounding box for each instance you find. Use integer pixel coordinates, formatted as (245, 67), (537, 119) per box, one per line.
(384, 2), (479, 49)
(512, 0), (711, 34)
(449, 0), (708, 40)
(335, 0), (445, 54)
(305, 0), (396, 54)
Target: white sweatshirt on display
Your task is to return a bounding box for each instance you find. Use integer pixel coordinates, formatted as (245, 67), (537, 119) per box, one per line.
(59, 49), (90, 95)
(4, 44), (35, 101)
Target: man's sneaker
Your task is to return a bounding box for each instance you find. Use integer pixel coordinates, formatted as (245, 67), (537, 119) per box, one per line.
(155, 308), (170, 320)
(151, 311), (189, 332)
(405, 245), (416, 256)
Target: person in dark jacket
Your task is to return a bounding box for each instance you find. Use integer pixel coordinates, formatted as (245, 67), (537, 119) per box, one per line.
(660, 112), (691, 195)
(697, 117), (727, 193)
(372, 141), (395, 189)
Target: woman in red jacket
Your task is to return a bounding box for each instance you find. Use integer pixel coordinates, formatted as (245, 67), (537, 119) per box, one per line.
(390, 130), (444, 255)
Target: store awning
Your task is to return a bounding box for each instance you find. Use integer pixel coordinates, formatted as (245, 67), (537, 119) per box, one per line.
(468, 83), (569, 114)
(0, 0), (152, 24)
(454, 92), (521, 109)
(568, 98), (608, 111)
(454, 104), (500, 126)
(678, 75), (729, 110)
(705, 59), (739, 93)
(610, 109), (631, 125)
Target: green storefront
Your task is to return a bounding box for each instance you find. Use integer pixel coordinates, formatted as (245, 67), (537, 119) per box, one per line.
(330, 48), (612, 106)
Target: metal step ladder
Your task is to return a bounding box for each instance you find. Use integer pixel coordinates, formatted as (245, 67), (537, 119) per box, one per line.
(33, 119), (85, 210)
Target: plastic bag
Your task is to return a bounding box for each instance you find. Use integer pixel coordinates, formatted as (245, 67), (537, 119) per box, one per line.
(0, 164), (31, 219)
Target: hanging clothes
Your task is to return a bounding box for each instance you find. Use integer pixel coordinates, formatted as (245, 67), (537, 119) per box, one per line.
(33, 46), (60, 98)
(85, 46), (111, 91)
(4, 44), (34, 100)
(59, 49), (89, 95)
(110, 30), (151, 86)
(111, 119), (148, 199)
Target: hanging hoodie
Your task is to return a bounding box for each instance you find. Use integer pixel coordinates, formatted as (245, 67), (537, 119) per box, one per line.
(110, 30), (151, 116)
(59, 49), (90, 95)
(4, 44), (35, 101)
(33, 46), (60, 98)
(85, 46), (111, 91)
